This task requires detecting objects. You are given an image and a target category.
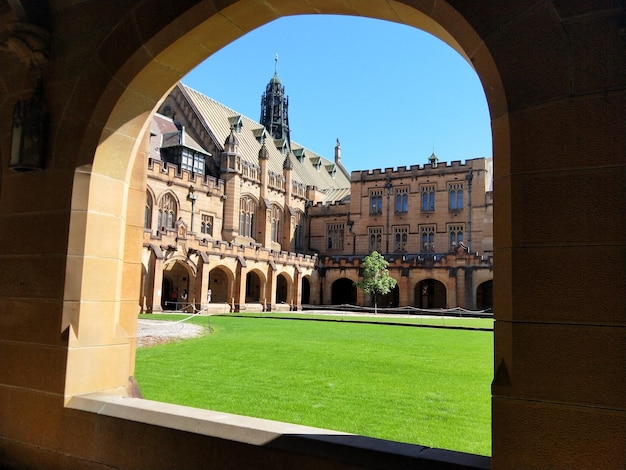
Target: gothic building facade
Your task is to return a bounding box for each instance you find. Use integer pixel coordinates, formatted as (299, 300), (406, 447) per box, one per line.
(141, 74), (493, 313)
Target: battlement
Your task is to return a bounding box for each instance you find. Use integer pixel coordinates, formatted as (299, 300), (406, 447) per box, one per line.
(147, 158), (225, 193)
(307, 200), (349, 214)
(144, 228), (317, 268)
(350, 158), (487, 182)
(319, 250), (492, 269)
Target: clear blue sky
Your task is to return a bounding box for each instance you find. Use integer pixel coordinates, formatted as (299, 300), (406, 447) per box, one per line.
(182, 15), (492, 173)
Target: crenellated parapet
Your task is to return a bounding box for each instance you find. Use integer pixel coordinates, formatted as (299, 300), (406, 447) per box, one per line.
(318, 249), (492, 271)
(147, 158), (224, 196)
(350, 157), (486, 182)
(144, 228), (317, 269)
(307, 200), (350, 215)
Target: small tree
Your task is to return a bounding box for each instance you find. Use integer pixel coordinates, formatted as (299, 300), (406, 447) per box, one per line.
(355, 251), (397, 314)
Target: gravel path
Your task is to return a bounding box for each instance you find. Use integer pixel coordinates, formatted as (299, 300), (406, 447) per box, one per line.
(136, 319), (206, 348)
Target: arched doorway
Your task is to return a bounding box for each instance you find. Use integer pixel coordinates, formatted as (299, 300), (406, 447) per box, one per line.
(301, 277), (311, 304)
(331, 278), (356, 305)
(209, 266), (231, 303)
(245, 271), (262, 303)
(476, 280), (493, 311)
(415, 279), (447, 309)
(162, 260), (192, 310)
(276, 273), (289, 304)
(376, 284), (400, 308)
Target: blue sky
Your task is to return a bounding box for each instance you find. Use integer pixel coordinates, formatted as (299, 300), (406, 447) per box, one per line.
(182, 15), (491, 172)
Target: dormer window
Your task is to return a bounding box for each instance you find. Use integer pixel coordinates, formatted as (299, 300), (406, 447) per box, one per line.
(253, 127), (266, 143)
(311, 157), (322, 171)
(228, 115), (244, 133)
(293, 148), (306, 163)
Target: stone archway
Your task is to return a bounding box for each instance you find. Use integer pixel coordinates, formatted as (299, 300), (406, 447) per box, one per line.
(1, 2), (613, 469)
(276, 273), (289, 304)
(301, 277), (311, 304)
(61, 0), (507, 399)
(331, 278), (356, 305)
(245, 271), (262, 303)
(376, 284), (400, 308)
(415, 279), (447, 309)
(476, 280), (493, 311)
(209, 266), (232, 304)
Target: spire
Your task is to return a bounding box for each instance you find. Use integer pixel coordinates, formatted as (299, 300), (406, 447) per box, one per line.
(334, 138), (341, 164)
(258, 137), (269, 161)
(260, 55), (291, 150)
(224, 126), (239, 151)
(283, 152), (293, 170)
(428, 148), (439, 168)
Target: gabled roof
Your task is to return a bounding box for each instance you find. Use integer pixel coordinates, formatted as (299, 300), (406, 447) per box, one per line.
(177, 83), (351, 196)
(150, 113), (211, 158)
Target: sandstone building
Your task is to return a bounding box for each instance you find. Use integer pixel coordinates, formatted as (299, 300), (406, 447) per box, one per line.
(1, 2), (623, 469)
(142, 78), (493, 314)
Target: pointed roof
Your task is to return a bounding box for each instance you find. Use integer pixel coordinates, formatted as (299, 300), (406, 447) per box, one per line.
(151, 113), (210, 157)
(176, 83), (351, 198)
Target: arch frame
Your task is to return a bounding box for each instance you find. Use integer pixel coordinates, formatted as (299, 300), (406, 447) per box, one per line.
(0, 1), (619, 469)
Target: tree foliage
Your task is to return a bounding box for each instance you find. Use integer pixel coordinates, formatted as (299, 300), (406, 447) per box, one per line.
(355, 251), (397, 312)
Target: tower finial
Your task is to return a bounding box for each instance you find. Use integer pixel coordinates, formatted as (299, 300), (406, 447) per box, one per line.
(274, 53), (278, 74)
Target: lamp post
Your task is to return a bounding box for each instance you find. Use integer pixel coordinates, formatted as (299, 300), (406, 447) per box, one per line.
(384, 177), (392, 254)
(347, 212), (355, 256)
(187, 185), (197, 233)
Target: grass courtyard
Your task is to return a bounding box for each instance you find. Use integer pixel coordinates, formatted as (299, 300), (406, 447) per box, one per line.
(134, 314), (493, 456)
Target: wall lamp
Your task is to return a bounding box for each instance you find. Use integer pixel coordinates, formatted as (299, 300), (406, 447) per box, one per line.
(10, 80), (47, 171)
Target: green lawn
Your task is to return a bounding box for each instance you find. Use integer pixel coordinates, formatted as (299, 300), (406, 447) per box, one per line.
(135, 314), (492, 456)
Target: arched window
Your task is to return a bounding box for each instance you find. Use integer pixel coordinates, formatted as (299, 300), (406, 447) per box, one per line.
(395, 188), (409, 213)
(158, 193), (177, 231)
(420, 225), (436, 252)
(368, 227), (382, 252)
(370, 189), (383, 215)
(421, 185), (435, 211)
(239, 196), (256, 239)
(394, 226), (408, 252)
(200, 214), (213, 236)
(448, 183), (464, 210)
(145, 190), (153, 230)
(270, 204), (282, 243)
(448, 224), (464, 250)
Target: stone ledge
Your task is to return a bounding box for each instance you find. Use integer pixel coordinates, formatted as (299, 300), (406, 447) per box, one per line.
(67, 393), (490, 469)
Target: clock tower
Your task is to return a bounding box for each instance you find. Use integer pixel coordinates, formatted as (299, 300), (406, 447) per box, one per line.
(260, 54), (291, 150)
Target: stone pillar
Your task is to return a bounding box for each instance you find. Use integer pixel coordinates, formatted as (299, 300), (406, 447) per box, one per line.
(292, 267), (301, 310)
(455, 268), (466, 309)
(196, 253), (210, 311)
(398, 270), (409, 307)
(266, 263), (276, 311)
(150, 255), (165, 312)
(464, 267), (475, 310)
(233, 261), (246, 312)
(447, 268), (457, 309)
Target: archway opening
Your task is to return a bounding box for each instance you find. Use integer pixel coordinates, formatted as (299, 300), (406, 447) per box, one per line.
(72, 1), (503, 459)
(209, 266), (232, 304)
(375, 284), (400, 308)
(245, 271), (262, 303)
(331, 278), (357, 305)
(276, 273), (289, 304)
(162, 260), (192, 310)
(415, 279), (447, 309)
(476, 280), (493, 311)
(301, 277), (311, 304)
